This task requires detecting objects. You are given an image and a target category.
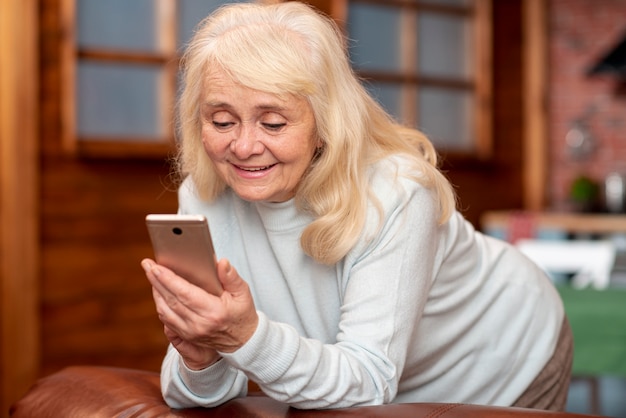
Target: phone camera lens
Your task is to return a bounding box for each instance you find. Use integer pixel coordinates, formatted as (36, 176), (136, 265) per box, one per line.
(172, 227), (183, 235)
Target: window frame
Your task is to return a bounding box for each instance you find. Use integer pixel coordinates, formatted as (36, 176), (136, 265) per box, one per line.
(60, 0), (178, 158)
(346, 0), (493, 160)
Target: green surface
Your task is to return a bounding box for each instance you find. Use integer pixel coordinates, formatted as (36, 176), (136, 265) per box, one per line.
(557, 285), (626, 377)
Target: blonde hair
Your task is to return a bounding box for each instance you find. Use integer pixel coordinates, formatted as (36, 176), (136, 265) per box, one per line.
(176, 2), (456, 265)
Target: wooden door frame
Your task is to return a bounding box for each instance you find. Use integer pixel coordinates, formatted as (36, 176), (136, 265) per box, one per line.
(0, 0), (40, 415)
(523, 0), (548, 210)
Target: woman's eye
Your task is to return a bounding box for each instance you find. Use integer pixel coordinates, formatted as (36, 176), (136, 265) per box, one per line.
(263, 123), (286, 131)
(212, 121), (234, 130)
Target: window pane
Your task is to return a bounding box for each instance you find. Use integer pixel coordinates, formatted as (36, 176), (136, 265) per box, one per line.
(348, 4), (401, 72)
(77, 0), (157, 52)
(178, 0), (249, 49)
(418, 12), (473, 79)
(418, 87), (473, 151)
(77, 62), (163, 139)
(364, 82), (403, 119)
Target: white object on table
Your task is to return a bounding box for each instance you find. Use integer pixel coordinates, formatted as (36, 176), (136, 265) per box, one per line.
(515, 239), (616, 290)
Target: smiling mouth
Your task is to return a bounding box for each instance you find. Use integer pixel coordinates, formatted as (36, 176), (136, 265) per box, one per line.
(236, 163), (276, 172)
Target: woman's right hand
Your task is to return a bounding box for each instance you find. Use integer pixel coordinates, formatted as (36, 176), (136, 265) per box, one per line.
(141, 258), (259, 371)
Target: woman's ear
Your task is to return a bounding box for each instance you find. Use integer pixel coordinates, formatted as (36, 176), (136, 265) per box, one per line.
(315, 134), (325, 151)
(313, 140), (324, 160)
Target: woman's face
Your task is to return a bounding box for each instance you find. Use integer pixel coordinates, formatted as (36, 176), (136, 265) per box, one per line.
(200, 69), (319, 203)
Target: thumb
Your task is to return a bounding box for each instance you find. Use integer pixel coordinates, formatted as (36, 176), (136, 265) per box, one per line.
(216, 259), (247, 295)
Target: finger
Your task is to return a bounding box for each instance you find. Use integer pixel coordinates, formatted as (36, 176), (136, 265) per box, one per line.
(144, 258), (217, 307)
(146, 270), (170, 318)
(141, 258), (169, 293)
(143, 259), (196, 308)
(216, 259), (247, 296)
(147, 267), (203, 335)
(151, 285), (190, 334)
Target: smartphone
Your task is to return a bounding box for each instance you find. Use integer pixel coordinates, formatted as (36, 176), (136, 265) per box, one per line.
(145, 214), (222, 295)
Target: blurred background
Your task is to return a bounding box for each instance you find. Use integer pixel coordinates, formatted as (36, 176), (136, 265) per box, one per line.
(1, 0), (625, 417)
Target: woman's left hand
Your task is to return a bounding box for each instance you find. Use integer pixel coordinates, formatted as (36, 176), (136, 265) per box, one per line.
(141, 257), (259, 370)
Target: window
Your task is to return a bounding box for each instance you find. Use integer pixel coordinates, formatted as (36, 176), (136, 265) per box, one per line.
(347, 0), (492, 158)
(62, 0), (248, 158)
(62, 0), (491, 158)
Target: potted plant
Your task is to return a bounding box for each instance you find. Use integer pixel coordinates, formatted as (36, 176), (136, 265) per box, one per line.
(569, 175), (599, 212)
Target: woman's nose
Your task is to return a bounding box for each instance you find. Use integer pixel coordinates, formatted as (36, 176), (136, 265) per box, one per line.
(230, 125), (264, 158)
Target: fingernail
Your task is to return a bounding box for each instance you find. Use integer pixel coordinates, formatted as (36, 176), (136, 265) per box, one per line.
(141, 259), (152, 270)
(141, 259), (160, 277)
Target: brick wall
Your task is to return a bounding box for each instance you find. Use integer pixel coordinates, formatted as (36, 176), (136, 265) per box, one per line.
(549, 0), (626, 211)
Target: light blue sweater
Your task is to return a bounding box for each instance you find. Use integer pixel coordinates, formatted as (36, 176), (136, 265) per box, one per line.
(161, 159), (563, 409)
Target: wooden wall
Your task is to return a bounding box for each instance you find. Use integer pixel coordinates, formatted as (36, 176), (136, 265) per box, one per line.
(39, 0), (177, 377)
(443, 0), (526, 225)
(1, 0), (40, 415)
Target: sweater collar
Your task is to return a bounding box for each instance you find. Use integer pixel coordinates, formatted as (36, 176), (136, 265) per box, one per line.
(253, 199), (312, 232)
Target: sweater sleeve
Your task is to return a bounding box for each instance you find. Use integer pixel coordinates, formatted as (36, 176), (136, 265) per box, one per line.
(160, 344), (248, 408)
(219, 181), (442, 409)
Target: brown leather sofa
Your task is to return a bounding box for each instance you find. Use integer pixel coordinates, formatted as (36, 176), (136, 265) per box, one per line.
(10, 366), (600, 417)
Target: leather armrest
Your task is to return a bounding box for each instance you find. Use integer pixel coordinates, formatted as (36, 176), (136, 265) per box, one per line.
(10, 366), (598, 417)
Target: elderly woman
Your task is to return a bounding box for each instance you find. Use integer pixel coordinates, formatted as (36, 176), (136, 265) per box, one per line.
(141, 1), (571, 411)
